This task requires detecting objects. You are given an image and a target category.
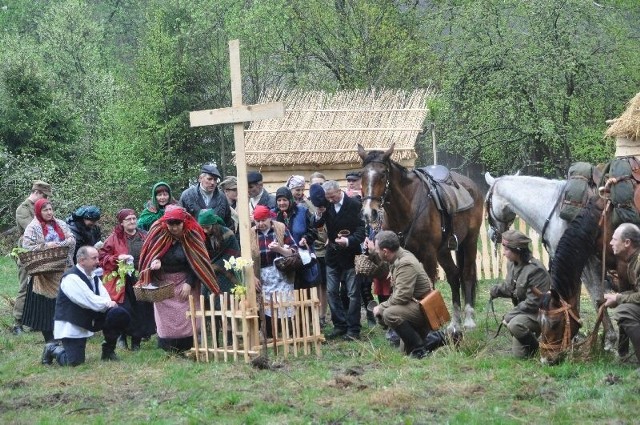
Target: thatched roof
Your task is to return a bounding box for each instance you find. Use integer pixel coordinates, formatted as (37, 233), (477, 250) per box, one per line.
(241, 89), (434, 167)
(606, 91), (640, 141)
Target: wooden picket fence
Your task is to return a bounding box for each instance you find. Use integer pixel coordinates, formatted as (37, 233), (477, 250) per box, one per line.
(458, 218), (550, 282)
(186, 287), (324, 363)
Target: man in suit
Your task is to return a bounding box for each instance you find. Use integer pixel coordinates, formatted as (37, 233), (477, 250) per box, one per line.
(248, 171), (276, 217)
(316, 180), (366, 340)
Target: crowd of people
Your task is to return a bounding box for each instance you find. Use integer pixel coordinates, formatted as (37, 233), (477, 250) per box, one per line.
(9, 164), (640, 368)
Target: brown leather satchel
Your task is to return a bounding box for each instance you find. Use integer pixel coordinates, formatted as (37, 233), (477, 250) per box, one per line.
(418, 290), (451, 330)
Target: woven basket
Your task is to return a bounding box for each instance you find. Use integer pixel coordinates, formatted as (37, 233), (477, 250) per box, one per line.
(133, 282), (174, 303)
(354, 254), (378, 276)
(18, 246), (69, 276)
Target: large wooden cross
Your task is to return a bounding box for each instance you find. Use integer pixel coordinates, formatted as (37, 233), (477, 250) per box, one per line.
(190, 40), (285, 340)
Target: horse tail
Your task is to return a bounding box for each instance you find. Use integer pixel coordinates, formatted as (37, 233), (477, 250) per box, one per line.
(547, 196), (603, 303)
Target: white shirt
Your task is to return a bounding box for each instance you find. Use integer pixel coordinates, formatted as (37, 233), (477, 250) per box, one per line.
(334, 192), (345, 213)
(53, 266), (113, 339)
(249, 189), (266, 213)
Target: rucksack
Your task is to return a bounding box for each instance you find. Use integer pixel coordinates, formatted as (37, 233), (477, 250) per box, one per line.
(559, 162), (597, 222)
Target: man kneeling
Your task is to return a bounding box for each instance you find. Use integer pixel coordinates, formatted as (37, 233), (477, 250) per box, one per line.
(42, 246), (130, 366)
(369, 231), (437, 358)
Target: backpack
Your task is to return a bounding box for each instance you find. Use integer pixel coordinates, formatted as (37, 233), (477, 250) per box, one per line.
(559, 162), (596, 222)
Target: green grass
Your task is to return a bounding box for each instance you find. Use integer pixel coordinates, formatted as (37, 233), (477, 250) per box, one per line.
(1, 255), (639, 424)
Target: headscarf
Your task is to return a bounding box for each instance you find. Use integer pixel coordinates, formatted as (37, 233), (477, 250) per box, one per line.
(286, 175), (305, 189)
(138, 205), (219, 294)
(34, 198), (65, 241)
(254, 205), (275, 220)
(72, 205), (101, 221)
(275, 187), (296, 224)
(114, 208), (136, 240)
(151, 182), (173, 210)
(198, 209), (226, 226)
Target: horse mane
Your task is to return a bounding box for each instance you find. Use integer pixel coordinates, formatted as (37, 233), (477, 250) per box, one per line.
(544, 196), (602, 305)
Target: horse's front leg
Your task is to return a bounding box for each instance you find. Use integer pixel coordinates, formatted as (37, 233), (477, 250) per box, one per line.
(437, 249), (464, 330)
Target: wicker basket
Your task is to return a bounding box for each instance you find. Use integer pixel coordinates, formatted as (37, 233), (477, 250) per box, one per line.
(133, 282), (174, 303)
(18, 246), (69, 276)
(354, 254), (378, 276)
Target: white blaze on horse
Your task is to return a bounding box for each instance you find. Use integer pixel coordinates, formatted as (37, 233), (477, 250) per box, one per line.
(359, 144), (484, 330)
(484, 173), (617, 351)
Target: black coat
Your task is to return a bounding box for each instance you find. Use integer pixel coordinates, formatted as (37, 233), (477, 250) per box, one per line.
(316, 192), (366, 269)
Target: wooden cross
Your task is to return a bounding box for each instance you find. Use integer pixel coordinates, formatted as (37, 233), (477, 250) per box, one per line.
(190, 39), (285, 340)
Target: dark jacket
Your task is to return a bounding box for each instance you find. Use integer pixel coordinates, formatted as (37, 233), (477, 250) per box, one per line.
(316, 192), (366, 269)
(179, 184), (233, 228)
(66, 219), (102, 263)
(252, 189), (276, 210)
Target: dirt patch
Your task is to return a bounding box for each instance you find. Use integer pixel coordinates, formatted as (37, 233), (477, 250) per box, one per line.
(2, 380), (27, 390)
(330, 375), (368, 390)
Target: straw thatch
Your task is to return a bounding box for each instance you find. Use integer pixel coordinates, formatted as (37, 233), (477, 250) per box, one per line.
(241, 89), (434, 167)
(605, 91), (640, 141)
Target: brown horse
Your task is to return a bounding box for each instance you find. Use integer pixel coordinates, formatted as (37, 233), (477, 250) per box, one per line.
(357, 144), (484, 329)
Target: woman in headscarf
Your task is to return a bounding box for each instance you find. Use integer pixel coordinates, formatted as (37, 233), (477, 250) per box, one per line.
(22, 199), (76, 342)
(251, 205), (297, 337)
(274, 187), (318, 290)
(197, 209), (240, 297)
(99, 209), (155, 351)
(66, 205), (102, 263)
(137, 182), (177, 231)
(286, 175), (308, 206)
(138, 206), (219, 353)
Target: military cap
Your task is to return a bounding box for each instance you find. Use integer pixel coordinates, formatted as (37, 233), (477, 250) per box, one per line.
(501, 229), (531, 250)
(32, 180), (52, 197)
(345, 171), (362, 180)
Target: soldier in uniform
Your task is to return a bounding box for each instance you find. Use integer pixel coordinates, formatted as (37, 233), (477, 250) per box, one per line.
(604, 223), (640, 365)
(490, 229), (551, 358)
(12, 180), (52, 335)
(370, 230), (432, 358)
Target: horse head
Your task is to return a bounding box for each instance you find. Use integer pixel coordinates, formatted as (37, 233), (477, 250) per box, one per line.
(484, 173), (517, 243)
(538, 289), (582, 365)
(357, 143), (395, 225)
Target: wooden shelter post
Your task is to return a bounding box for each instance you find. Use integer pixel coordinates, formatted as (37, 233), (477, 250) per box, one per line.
(189, 39), (285, 347)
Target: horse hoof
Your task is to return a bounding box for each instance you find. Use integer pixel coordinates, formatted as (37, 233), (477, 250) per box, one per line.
(463, 319), (477, 330)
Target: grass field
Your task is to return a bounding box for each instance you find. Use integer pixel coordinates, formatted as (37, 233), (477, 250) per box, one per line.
(1, 255), (639, 424)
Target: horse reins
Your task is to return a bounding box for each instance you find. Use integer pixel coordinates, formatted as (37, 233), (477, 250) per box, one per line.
(538, 296), (583, 355)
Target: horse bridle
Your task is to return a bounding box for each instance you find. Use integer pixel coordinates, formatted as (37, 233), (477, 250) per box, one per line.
(485, 184), (512, 244)
(538, 295), (582, 357)
(361, 159), (391, 206)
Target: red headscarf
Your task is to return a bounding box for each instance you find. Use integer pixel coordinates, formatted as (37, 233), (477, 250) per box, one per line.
(34, 198), (65, 241)
(114, 208), (137, 240)
(254, 205), (276, 220)
(160, 205), (206, 241)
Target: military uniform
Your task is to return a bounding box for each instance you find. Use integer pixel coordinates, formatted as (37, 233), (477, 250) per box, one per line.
(611, 249), (640, 362)
(378, 248), (432, 356)
(13, 198), (36, 327)
(491, 229), (550, 358)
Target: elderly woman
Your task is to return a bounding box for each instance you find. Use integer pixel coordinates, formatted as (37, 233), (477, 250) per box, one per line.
(22, 198), (76, 342)
(99, 209), (155, 351)
(286, 175), (307, 206)
(137, 182), (177, 231)
(66, 205), (102, 263)
(251, 205), (297, 337)
(197, 209), (240, 297)
(274, 187), (318, 289)
(138, 206), (219, 353)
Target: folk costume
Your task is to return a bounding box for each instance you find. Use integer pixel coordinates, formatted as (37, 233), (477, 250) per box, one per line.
(137, 182), (177, 231)
(490, 229), (551, 358)
(66, 205), (102, 262)
(99, 209), (155, 349)
(138, 206), (219, 352)
(22, 199), (76, 342)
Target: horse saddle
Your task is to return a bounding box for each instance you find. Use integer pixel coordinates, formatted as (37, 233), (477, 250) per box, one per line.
(415, 166), (475, 214)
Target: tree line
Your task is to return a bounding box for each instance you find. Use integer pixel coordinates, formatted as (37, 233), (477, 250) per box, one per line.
(0, 0), (638, 233)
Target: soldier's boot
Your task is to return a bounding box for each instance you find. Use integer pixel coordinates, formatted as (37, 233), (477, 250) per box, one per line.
(624, 326), (640, 364)
(515, 332), (539, 358)
(424, 330), (448, 353)
(618, 328), (630, 359)
(394, 322), (427, 359)
(101, 340), (119, 361)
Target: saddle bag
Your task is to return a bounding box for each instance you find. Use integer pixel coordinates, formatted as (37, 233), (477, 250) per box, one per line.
(559, 162), (595, 222)
(604, 158), (640, 227)
(417, 290), (451, 331)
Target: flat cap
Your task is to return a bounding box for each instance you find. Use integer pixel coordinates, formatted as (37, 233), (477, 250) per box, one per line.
(346, 171), (362, 180)
(200, 164), (222, 179)
(247, 171), (263, 184)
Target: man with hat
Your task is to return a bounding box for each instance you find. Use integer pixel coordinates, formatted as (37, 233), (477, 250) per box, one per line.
(179, 164), (232, 228)
(345, 171), (362, 200)
(12, 180), (52, 335)
(248, 171), (276, 215)
(490, 229), (551, 358)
